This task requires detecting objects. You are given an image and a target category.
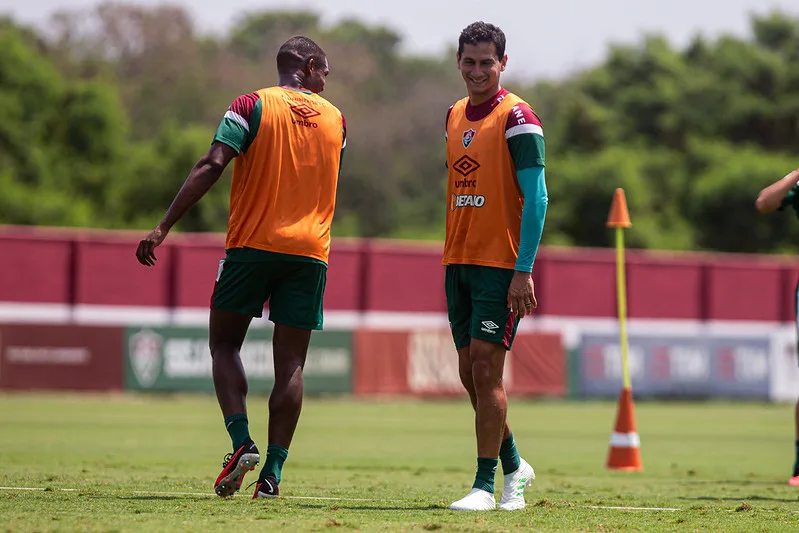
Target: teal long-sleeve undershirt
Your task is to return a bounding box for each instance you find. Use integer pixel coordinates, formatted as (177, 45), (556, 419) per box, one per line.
(515, 165), (548, 272)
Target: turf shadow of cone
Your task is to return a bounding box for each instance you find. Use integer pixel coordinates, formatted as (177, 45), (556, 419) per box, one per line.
(606, 387), (643, 471)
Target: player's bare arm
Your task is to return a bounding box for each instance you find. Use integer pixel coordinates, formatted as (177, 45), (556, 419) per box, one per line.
(755, 168), (799, 213)
(135, 142), (237, 266)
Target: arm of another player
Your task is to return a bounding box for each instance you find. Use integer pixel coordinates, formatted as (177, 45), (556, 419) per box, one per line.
(755, 169), (799, 214)
(339, 114), (347, 175)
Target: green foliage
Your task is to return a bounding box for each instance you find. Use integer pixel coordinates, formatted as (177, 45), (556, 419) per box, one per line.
(229, 11), (321, 62)
(533, 10), (799, 253)
(3, 5), (799, 253)
(684, 138), (799, 253)
(108, 123), (222, 231)
(0, 169), (94, 226)
(546, 146), (694, 250)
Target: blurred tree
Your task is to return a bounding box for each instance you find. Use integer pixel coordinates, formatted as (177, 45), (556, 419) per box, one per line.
(3, 7), (799, 254)
(229, 11), (321, 62)
(49, 2), (214, 138)
(0, 22), (120, 227)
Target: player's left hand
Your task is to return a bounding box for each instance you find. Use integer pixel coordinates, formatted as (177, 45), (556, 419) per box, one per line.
(136, 225), (168, 267)
(507, 271), (537, 319)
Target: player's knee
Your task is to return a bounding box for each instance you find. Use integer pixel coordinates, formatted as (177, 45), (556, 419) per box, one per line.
(458, 366), (475, 392)
(209, 339), (240, 359)
(269, 380), (303, 410)
(458, 353), (473, 381)
(471, 359), (501, 392)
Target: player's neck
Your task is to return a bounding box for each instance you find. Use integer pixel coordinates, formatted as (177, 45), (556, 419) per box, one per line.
(468, 84), (502, 107)
(278, 73), (310, 93)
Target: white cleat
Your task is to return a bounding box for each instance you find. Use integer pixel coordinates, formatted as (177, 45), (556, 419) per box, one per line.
(450, 488), (496, 511)
(499, 458), (535, 511)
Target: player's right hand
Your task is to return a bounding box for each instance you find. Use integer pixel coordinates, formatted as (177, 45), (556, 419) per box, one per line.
(507, 271), (537, 319)
(136, 226), (167, 267)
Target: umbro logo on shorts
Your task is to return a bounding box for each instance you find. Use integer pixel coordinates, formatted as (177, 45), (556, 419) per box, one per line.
(481, 320), (499, 334)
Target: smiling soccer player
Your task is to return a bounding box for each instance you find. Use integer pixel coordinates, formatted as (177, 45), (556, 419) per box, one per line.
(443, 22), (548, 511)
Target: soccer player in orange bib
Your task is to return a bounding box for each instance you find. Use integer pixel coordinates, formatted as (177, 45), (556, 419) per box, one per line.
(135, 36), (346, 500)
(443, 22), (548, 511)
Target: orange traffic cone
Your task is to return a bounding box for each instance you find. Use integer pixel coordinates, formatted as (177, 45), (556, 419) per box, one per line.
(606, 387), (643, 471)
(607, 188), (632, 229)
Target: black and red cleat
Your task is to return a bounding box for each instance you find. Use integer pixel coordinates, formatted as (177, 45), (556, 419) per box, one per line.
(214, 439), (260, 497)
(251, 473), (280, 499)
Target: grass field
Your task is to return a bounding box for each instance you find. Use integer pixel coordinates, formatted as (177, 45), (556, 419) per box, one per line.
(1, 393), (798, 532)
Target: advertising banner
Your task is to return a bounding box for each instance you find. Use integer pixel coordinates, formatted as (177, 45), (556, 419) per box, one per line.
(354, 329), (565, 397)
(578, 333), (771, 398)
(768, 326), (799, 402)
(0, 323), (124, 391)
(125, 326), (352, 394)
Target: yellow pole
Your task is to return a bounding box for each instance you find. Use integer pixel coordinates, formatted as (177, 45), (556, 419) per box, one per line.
(615, 226), (631, 390)
(606, 188), (641, 472)
(607, 188), (633, 390)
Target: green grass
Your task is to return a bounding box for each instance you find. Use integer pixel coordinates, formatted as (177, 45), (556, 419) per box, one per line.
(1, 393), (798, 532)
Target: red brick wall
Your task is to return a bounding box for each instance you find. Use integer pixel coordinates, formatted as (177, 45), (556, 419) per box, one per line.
(2, 226), (798, 321)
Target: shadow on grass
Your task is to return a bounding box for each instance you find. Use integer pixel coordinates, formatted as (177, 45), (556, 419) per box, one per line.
(682, 480), (786, 487)
(117, 495), (212, 502)
(116, 495), (445, 510)
(680, 495), (799, 504)
(293, 502), (446, 512)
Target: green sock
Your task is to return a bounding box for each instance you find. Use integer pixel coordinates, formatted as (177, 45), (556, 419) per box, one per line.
(499, 433), (522, 475)
(793, 440), (799, 477)
(260, 444), (289, 484)
(472, 457), (498, 494)
(224, 414), (250, 451)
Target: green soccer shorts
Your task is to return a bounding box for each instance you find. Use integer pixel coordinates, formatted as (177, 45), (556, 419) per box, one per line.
(211, 247), (327, 330)
(445, 264), (520, 351)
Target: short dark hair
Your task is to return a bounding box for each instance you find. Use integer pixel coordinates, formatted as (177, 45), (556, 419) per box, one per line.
(457, 22), (506, 60)
(276, 36), (326, 74)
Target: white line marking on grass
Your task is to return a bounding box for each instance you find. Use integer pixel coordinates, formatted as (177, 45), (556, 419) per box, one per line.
(132, 490), (213, 497)
(588, 506), (681, 511)
(0, 487), (79, 492)
(0, 486), (399, 502)
(132, 490), (399, 502)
